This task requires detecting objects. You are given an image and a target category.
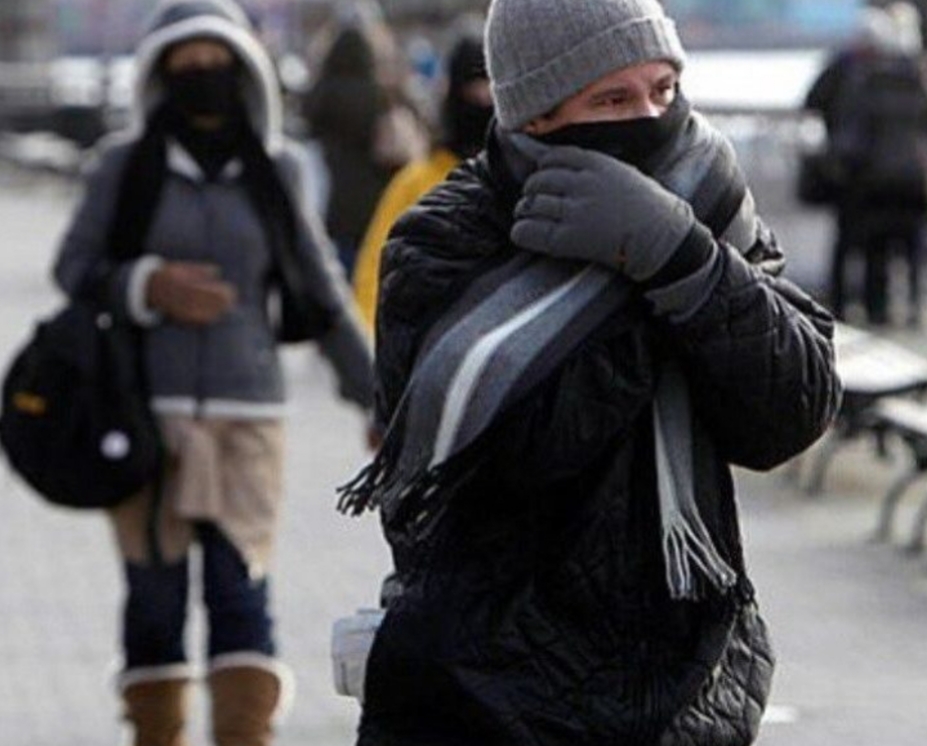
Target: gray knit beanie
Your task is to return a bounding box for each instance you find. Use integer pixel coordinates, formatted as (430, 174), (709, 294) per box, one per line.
(486, 0), (686, 130)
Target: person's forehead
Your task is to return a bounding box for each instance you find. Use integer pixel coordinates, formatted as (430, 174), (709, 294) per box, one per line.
(167, 37), (234, 60)
(582, 60), (679, 94)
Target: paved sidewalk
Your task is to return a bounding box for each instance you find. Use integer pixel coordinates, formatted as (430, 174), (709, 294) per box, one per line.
(1, 165), (926, 745)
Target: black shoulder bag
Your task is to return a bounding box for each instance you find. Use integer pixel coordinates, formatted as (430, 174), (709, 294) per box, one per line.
(0, 119), (167, 510)
(0, 301), (161, 509)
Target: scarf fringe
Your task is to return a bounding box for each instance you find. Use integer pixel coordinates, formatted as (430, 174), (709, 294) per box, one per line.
(662, 518), (738, 601)
(337, 452), (450, 527)
(337, 455), (390, 516)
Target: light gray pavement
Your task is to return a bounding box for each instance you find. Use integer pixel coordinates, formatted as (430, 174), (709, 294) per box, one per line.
(0, 156), (926, 746)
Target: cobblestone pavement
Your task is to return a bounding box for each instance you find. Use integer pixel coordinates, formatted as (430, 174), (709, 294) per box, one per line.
(0, 163), (925, 745)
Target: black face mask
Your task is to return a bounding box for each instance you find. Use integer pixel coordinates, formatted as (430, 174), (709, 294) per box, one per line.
(535, 90), (690, 169)
(443, 97), (494, 158)
(163, 65), (241, 120)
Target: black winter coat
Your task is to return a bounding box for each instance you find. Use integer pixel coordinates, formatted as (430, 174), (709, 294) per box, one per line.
(306, 26), (394, 251)
(359, 141), (841, 746)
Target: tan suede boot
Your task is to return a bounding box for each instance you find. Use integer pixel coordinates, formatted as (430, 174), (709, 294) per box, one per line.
(208, 661), (285, 746)
(121, 676), (189, 746)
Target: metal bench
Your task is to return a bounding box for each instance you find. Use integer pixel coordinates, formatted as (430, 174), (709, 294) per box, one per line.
(867, 397), (927, 553)
(804, 323), (927, 494)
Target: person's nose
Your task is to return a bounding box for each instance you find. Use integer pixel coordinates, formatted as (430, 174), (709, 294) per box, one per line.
(629, 97), (663, 119)
(190, 51), (225, 70)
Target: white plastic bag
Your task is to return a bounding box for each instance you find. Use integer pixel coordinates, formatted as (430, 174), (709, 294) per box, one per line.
(331, 608), (386, 703)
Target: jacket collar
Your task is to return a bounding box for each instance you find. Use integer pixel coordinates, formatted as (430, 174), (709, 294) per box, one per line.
(166, 138), (242, 182)
(483, 121), (530, 218)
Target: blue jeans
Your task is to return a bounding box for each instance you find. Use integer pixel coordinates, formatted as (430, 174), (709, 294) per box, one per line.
(122, 523), (275, 669)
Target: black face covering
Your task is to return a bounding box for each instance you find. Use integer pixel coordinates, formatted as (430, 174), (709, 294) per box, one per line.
(163, 65), (241, 120)
(535, 90), (691, 169)
(162, 71), (247, 180)
(443, 97), (494, 158)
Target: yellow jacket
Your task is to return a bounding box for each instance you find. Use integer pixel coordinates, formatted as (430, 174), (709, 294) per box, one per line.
(352, 148), (460, 333)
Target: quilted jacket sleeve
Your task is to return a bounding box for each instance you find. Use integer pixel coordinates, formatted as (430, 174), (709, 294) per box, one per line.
(665, 234), (841, 471)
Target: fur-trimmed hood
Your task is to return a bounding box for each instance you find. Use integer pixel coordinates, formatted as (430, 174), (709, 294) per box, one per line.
(132, 0), (283, 152)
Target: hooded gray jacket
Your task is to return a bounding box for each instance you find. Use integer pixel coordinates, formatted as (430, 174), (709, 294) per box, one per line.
(53, 0), (373, 418)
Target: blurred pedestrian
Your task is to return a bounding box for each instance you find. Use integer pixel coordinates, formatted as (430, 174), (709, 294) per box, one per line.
(304, 9), (428, 276)
(53, 1), (374, 744)
(352, 23), (493, 332)
(338, 0), (841, 744)
(805, 6), (927, 325)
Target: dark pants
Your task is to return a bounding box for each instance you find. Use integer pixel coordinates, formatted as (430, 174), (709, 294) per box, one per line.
(122, 523), (275, 669)
(859, 210), (924, 325)
(829, 203), (855, 319)
(831, 201), (925, 325)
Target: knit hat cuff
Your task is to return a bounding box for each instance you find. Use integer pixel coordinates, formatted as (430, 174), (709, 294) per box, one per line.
(492, 16), (686, 130)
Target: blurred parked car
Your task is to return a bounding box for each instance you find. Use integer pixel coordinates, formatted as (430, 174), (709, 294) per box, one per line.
(0, 54), (132, 150)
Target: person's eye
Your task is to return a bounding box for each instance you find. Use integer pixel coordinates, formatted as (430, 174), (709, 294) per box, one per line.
(597, 95), (628, 109)
(654, 84), (675, 102)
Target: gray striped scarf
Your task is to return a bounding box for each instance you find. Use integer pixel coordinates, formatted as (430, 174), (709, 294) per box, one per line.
(340, 110), (758, 600)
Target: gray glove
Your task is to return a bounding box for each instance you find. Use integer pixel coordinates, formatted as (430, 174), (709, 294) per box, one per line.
(511, 145), (697, 282)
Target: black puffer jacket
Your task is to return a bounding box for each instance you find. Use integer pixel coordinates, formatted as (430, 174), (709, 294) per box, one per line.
(359, 141), (840, 746)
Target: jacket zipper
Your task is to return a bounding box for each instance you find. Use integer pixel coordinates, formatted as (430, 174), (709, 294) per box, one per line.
(194, 184), (213, 421)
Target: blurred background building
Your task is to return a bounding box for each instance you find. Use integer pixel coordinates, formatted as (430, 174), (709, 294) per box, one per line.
(0, 0), (916, 61)
(0, 1), (495, 145)
(0, 1), (55, 62)
(0, 0), (916, 188)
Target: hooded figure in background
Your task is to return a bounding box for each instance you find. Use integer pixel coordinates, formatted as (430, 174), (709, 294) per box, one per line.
(53, 1), (373, 744)
(352, 24), (493, 332)
(306, 17), (428, 276)
(339, 0), (841, 744)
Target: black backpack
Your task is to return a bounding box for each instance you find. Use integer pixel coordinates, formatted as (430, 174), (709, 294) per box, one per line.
(0, 302), (161, 509)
